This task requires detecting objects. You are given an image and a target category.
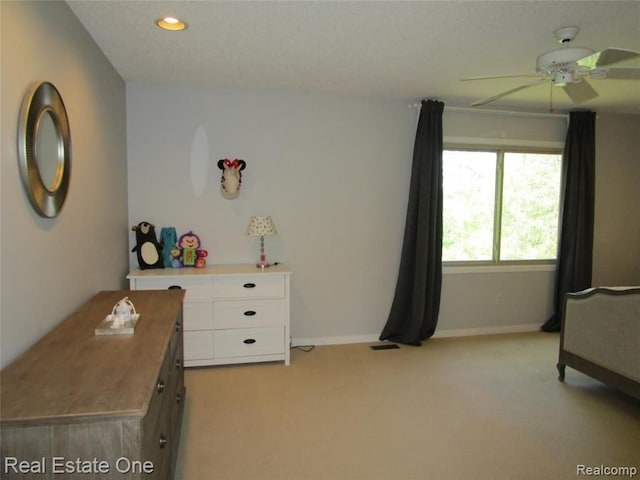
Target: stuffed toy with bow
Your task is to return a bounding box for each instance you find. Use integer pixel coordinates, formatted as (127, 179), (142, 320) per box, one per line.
(218, 158), (246, 200)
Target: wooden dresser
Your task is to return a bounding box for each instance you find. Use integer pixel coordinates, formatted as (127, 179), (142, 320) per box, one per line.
(128, 264), (292, 367)
(0, 290), (186, 480)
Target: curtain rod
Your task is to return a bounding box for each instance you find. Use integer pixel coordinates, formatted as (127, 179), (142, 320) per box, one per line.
(408, 103), (569, 120)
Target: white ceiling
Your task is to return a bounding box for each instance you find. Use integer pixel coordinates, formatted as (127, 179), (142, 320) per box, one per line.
(67, 1), (640, 114)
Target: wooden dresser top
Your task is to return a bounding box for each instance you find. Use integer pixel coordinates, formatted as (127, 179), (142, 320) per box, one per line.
(0, 290), (185, 426)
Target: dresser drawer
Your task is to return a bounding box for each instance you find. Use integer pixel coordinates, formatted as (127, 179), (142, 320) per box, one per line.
(213, 299), (285, 329)
(134, 277), (213, 302)
(141, 328), (179, 473)
(169, 314), (182, 359)
(213, 274), (285, 299)
(184, 331), (215, 361)
(143, 339), (173, 439)
(144, 399), (173, 480)
(184, 302), (214, 330)
(213, 327), (284, 358)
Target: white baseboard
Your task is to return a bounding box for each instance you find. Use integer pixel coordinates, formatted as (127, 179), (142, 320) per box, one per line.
(292, 334), (380, 347)
(432, 323), (542, 338)
(291, 324), (542, 347)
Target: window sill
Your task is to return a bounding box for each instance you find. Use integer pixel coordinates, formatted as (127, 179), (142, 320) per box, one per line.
(443, 263), (556, 274)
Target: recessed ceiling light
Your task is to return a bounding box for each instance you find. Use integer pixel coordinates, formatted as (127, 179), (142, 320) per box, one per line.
(155, 16), (188, 31)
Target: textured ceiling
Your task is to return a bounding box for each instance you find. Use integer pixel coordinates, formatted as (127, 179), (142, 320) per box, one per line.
(67, 1), (640, 114)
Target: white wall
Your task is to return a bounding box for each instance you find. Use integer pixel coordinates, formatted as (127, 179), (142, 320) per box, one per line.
(126, 84), (415, 344)
(593, 114), (640, 286)
(0, 1), (128, 368)
(439, 267), (555, 336)
(127, 86), (581, 344)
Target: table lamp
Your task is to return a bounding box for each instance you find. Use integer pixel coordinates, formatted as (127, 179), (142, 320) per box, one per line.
(246, 216), (277, 269)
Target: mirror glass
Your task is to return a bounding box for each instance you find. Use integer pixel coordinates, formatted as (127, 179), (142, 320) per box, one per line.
(35, 110), (62, 191)
(18, 82), (71, 218)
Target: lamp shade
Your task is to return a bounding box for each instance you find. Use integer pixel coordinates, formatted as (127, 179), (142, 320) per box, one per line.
(246, 216), (277, 237)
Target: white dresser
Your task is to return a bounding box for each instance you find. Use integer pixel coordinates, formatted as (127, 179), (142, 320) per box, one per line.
(128, 264), (291, 367)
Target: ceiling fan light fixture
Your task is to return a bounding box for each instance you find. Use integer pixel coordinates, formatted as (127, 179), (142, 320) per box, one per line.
(536, 47), (595, 73)
(553, 71), (574, 86)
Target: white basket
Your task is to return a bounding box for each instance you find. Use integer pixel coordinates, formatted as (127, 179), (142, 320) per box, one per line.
(95, 297), (140, 335)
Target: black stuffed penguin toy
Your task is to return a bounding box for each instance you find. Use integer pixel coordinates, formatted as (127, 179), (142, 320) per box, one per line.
(131, 221), (164, 270)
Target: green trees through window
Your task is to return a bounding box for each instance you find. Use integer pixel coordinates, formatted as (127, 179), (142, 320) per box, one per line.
(443, 149), (562, 263)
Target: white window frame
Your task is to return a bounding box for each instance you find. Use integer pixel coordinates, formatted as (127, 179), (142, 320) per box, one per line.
(442, 145), (563, 269)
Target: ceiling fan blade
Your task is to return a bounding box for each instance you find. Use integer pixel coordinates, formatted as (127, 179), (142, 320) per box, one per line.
(601, 68), (640, 80)
(577, 48), (640, 69)
(461, 74), (540, 81)
(562, 80), (598, 104)
(471, 78), (548, 106)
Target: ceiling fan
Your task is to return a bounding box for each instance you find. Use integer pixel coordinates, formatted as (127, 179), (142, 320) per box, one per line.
(462, 26), (640, 107)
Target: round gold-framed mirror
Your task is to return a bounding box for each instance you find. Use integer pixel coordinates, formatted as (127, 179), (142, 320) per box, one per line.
(18, 82), (71, 218)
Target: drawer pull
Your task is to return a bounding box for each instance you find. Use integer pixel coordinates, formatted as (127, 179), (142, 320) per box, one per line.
(243, 338), (256, 345)
(243, 283), (256, 289)
(243, 310), (257, 316)
(157, 380), (165, 393)
(168, 285), (182, 290)
(159, 434), (167, 449)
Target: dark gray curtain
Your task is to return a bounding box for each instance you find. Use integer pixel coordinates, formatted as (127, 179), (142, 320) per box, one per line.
(380, 99), (444, 345)
(542, 111), (596, 332)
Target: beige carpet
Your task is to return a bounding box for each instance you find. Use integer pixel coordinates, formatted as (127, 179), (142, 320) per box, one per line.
(174, 332), (640, 480)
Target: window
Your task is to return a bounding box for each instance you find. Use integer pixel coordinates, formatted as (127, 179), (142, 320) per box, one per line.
(442, 149), (562, 263)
